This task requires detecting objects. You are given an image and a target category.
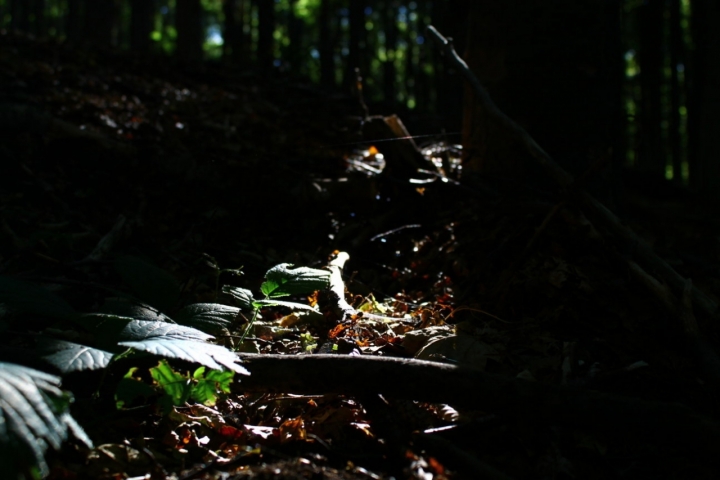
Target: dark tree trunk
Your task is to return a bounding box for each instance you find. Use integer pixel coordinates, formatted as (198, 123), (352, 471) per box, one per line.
(30, 0), (46, 36)
(383, 1), (398, 107)
(668, 0), (684, 183)
(85, 0), (115, 47)
(688, 1), (720, 198)
(176, 0), (204, 63)
(287, 0), (304, 70)
(637, 0), (665, 174)
(319, 0), (335, 87)
(222, 0), (240, 62)
(343, 0), (365, 89)
(461, 0), (618, 181)
(130, 0), (154, 54)
(256, 0), (275, 70)
(9, 0), (28, 31)
(66, 0), (84, 42)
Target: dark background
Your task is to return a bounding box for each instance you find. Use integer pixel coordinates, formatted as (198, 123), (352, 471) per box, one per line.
(2, 0), (720, 201)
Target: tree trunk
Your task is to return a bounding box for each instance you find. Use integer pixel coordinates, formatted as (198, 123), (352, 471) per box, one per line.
(461, 0), (618, 182)
(343, 0), (365, 89)
(319, 0), (335, 87)
(9, 0), (28, 32)
(176, 0), (204, 64)
(30, 0), (46, 36)
(689, 1), (720, 198)
(383, 0), (398, 107)
(130, 0), (154, 54)
(637, 0), (665, 174)
(66, 0), (84, 42)
(668, 0), (684, 183)
(256, 0), (275, 70)
(222, 0), (238, 62)
(85, 0), (115, 47)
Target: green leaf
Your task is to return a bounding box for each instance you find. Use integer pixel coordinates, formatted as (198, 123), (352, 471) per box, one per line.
(175, 303), (239, 333)
(119, 338), (250, 375)
(0, 362), (92, 478)
(37, 338), (114, 374)
(115, 255), (180, 313)
(190, 369), (234, 406)
(222, 286), (255, 309)
(0, 276), (75, 320)
(150, 360), (191, 407)
(260, 264), (330, 298)
(254, 298), (319, 312)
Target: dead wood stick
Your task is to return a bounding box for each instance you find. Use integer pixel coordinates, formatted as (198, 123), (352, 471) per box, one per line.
(235, 353), (720, 453)
(327, 251), (413, 324)
(425, 26), (717, 319)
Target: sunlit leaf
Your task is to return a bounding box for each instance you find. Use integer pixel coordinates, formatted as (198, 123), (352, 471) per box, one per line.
(38, 338), (114, 374)
(260, 264), (330, 298)
(175, 303), (239, 333)
(118, 338), (249, 375)
(0, 362), (92, 478)
(150, 360), (191, 407)
(115, 255), (180, 312)
(191, 368), (234, 406)
(222, 286), (255, 309)
(0, 276), (75, 320)
(254, 299), (319, 312)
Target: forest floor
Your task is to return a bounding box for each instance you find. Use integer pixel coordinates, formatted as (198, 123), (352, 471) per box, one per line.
(2, 30), (720, 479)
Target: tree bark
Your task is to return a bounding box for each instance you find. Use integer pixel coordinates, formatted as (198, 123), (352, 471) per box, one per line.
(343, 0), (365, 89)
(319, 0), (335, 87)
(383, 0), (398, 107)
(66, 0), (84, 42)
(130, 0), (154, 54)
(176, 0), (204, 64)
(85, 0), (115, 47)
(256, 0), (275, 70)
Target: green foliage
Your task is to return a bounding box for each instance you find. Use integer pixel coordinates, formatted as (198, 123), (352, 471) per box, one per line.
(260, 264), (330, 298)
(117, 361), (234, 413)
(228, 263), (329, 342)
(0, 362), (92, 478)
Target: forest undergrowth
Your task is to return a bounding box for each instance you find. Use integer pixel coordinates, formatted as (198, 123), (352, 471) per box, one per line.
(1, 30), (720, 479)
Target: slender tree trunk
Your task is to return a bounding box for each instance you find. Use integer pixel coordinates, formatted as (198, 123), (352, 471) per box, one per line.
(637, 0), (665, 174)
(176, 0), (204, 63)
(319, 0), (335, 87)
(85, 0), (115, 47)
(287, 0), (304, 71)
(256, 0), (275, 70)
(31, 0), (46, 36)
(9, 0), (27, 31)
(668, 0), (684, 183)
(222, 0), (239, 62)
(383, 0), (398, 107)
(688, 1), (720, 198)
(130, 0), (154, 54)
(343, 0), (365, 89)
(66, 0), (83, 42)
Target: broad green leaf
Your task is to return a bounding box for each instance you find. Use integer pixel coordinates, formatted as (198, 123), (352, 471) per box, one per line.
(191, 369), (234, 406)
(0, 276), (75, 320)
(222, 285), (255, 309)
(100, 297), (175, 323)
(150, 360), (191, 407)
(260, 264), (330, 298)
(37, 338), (114, 374)
(118, 338), (250, 375)
(254, 299), (319, 312)
(175, 303), (239, 333)
(0, 362), (92, 478)
(115, 255), (180, 313)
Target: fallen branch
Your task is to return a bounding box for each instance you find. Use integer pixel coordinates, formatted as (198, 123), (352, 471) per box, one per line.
(425, 26), (717, 320)
(235, 353), (720, 454)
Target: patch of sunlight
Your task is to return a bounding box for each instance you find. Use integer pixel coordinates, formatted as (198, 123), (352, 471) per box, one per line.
(665, 164), (674, 181)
